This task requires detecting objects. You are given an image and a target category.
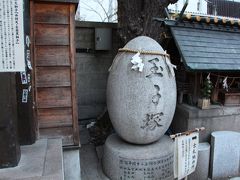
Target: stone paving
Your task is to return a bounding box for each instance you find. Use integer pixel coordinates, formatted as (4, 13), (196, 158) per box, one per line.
(79, 126), (107, 180)
(0, 139), (64, 180)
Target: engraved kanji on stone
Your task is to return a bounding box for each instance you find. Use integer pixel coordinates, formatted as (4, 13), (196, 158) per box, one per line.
(141, 112), (164, 131)
(146, 58), (164, 78)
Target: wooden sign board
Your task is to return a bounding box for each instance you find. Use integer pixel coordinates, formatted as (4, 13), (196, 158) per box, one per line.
(0, 0), (26, 72)
(174, 132), (199, 179)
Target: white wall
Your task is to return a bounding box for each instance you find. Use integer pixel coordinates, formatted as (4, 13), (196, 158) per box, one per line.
(168, 0), (208, 15)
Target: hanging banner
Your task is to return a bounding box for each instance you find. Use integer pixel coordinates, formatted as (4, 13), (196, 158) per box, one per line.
(174, 132), (199, 179)
(0, 0), (25, 72)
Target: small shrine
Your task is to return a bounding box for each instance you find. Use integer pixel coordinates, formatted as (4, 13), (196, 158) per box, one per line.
(156, 12), (240, 142)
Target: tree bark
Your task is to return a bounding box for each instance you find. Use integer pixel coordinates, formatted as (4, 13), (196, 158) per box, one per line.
(117, 0), (177, 44)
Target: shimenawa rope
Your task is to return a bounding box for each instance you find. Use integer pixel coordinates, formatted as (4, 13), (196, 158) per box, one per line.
(118, 48), (170, 57)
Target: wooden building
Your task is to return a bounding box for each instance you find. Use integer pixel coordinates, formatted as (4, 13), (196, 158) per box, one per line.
(29, 0), (80, 146)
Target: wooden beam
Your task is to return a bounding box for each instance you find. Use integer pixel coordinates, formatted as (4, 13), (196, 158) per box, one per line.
(16, 0), (37, 145)
(70, 4), (80, 146)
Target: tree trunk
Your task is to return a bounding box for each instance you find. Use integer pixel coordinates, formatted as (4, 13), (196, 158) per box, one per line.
(117, 0), (177, 44)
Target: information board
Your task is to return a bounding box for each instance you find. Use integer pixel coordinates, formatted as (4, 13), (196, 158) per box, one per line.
(174, 132), (199, 179)
(0, 0), (25, 72)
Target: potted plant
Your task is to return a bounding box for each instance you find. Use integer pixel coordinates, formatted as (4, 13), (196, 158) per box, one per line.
(198, 75), (213, 109)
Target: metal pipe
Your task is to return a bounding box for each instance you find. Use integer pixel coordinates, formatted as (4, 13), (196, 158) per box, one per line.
(178, 0), (189, 21)
(164, 7), (171, 19)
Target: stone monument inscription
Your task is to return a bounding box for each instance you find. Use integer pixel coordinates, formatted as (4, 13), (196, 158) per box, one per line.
(119, 154), (174, 180)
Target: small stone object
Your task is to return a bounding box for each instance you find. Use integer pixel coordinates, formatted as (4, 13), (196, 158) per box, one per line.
(102, 134), (174, 180)
(188, 142), (210, 180)
(107, 36), (176, 144)
(210, 131), (240, 179)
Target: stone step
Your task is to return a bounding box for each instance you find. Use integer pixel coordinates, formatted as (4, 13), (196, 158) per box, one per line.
(0, 138), (64, 180)
(63, 147), (81, 180)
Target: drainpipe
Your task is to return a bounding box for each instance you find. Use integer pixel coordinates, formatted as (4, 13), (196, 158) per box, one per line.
(164, 7), (171, 19)
(178, 0), (189, 21)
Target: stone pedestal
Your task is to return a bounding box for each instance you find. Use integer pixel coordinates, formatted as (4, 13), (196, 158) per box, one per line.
(102, 134), (174, 180)
(171, 104), (240, 142)
(188, 142), (210, 180)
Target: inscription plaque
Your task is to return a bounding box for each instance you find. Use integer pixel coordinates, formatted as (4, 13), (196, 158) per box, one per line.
(119, 154), (174, 180)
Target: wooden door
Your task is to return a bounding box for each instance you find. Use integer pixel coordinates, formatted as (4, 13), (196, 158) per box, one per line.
(30, 1), (79, 146)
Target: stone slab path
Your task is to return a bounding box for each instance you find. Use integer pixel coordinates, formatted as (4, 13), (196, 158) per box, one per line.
(80, 144), (107, 180)
(0, 139), (64, 180)
(79, 124), (108, 180)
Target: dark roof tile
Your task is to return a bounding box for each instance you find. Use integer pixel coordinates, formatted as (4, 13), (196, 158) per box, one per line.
(170, 26), (240, 71)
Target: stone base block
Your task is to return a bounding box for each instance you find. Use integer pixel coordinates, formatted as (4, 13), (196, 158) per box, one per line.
(188, 142), (210, 180)
(102, 134), (174, 180)
(210, 131), (240, 179)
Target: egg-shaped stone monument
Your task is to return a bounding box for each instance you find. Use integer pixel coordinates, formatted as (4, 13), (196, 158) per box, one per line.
(103, 36), (177, 180)
(107, 36), (176, 144)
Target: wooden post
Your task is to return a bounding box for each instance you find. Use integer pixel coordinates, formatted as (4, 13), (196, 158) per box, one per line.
(16, 0), (37, 145)
(69, 4), (80, 145)
(0, 73), (21, 168)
